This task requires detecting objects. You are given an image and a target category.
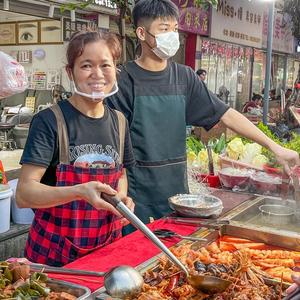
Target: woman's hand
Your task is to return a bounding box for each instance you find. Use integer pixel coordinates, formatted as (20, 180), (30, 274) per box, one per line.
(78, 181), (121, 216)
(271, 144), (300, 175)
(78, 181), (135, 220)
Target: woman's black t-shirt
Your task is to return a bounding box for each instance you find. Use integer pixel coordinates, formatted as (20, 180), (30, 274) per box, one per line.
(21, 100), (135, 186)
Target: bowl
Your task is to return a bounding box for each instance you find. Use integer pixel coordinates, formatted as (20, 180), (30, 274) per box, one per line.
(218, 167), (251, 189)
(168, 194), (223, 218)
(197, 174), (221, 188)
(259, 204), (294, 226)
(250, 172), (282, 194)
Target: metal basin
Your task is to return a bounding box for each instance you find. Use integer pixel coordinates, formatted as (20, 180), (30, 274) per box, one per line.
(168, 194), (223, 217)
(226, 196), (300, 234)
(259, 204), (294, 226)
(47, 279), (91, 299)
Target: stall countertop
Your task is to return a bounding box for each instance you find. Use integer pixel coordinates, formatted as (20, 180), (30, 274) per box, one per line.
(48, 190), (253, 292)
(289, 106), (300, 126)
(48, 219), (196, 292)
(0, 149), (22, 171)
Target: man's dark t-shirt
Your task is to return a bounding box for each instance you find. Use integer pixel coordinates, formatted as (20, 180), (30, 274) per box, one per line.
(106, 61), (229, 222)
(21, 100), (135, 186)
(108, 61), (229, 129)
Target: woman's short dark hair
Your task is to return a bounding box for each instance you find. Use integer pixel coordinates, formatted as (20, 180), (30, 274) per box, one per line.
(196, 69), (207, 76)
(132, 0), (179, 28)
(66, 29), (121, 70)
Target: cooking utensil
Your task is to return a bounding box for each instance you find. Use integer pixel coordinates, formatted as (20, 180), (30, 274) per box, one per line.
(153, 229), (207, 242)
(30, 263), (143, 299)
(206, 144), (214, 175)
(188, 274), (232, 295)
(168, 194), (223, 218)
(293, 173), (300, 208)
(166, 216), (229, 228)
(280, 173), (290, 199)
(102, 193), (232, 294)
(259, 204), (294, 226)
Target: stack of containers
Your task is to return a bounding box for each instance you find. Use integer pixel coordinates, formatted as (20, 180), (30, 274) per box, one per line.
(9, 179), (34, 225)
(0, 184), (13, 233)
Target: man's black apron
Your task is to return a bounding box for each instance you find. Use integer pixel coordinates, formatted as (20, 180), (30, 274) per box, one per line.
(124, 68), (189, 227)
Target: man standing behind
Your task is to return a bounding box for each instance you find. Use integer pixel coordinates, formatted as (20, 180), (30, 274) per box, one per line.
(106, 0), (299, 229)
(196, 69), (207, 82)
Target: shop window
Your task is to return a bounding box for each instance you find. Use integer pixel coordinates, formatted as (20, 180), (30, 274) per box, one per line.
(273, 54), (285, 99)
(287, 58), (295, 88)
(198, 38), (251, 110)
(252, 49), (266, 95)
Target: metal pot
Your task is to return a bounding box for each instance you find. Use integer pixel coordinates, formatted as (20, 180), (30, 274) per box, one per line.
(259, 204), (294, 226)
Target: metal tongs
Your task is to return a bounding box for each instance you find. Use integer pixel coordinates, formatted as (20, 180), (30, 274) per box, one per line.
(166, 217), (229, 229)
(206, 144), (214, 175)
(292, 169), (300, 208)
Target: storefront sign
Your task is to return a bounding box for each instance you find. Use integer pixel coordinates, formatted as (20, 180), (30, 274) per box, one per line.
(51, 0), (117, 13)
(211, 0), (265, 48)
(262, 10), (294, 54)
(172, 0), (209, 35)
(62, 18), (97, 41)
(81, 0), (116, 9)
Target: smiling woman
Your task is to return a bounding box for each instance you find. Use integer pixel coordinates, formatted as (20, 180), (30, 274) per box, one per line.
(16, 29), (135, 267)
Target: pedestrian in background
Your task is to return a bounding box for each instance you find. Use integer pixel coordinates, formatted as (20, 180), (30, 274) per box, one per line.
(196, 68), (207, 81)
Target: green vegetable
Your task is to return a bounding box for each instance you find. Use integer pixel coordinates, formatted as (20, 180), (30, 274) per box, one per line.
(257, 122), (282, 145)
(30, 280), (50, 297)
(214, 133), (226, 154)
(186, 135), (204, 153)
(3, 267), (13, 282)
(31, 272), (48, 283)
(28, 288), (41, 297)
(285, 133), (300, 154)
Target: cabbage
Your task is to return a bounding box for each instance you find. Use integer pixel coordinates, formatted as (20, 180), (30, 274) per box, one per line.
(239, 143), (262, 164)
(226, 138), (245, 160)
(252, 154), (268, 168)
(187, 150), (197, 166)
(196, 149), (220, 173)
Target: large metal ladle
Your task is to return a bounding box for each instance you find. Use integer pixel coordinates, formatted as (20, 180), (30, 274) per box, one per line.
(102, 194), (232, 295)
(30, 263), (143, 299)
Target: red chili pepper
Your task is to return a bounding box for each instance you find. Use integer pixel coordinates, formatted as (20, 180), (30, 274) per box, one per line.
(165, 274), (179, 294)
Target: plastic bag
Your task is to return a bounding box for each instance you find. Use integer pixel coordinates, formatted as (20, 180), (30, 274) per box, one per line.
(0, 51), (28, 99)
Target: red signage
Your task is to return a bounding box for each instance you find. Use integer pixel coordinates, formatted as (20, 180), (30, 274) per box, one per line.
(172, 0), (210, 35)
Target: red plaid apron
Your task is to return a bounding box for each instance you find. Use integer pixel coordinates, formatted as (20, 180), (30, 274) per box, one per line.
(25, 104), (126, 266)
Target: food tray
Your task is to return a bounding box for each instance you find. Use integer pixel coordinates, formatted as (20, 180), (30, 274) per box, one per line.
(225, 195), (300, 236)
(42, 279), (91, 299)
(93, 223), (298, 299)
(92, 228), (209, 299)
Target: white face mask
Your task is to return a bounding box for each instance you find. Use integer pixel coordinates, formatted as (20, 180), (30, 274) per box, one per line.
(150, 31), (180, 60)
(70, 79), (119, 102)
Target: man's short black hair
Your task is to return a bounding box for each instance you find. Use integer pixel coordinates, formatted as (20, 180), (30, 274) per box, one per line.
(196, 69), (207, 76)
(133, 0), (179, 28)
